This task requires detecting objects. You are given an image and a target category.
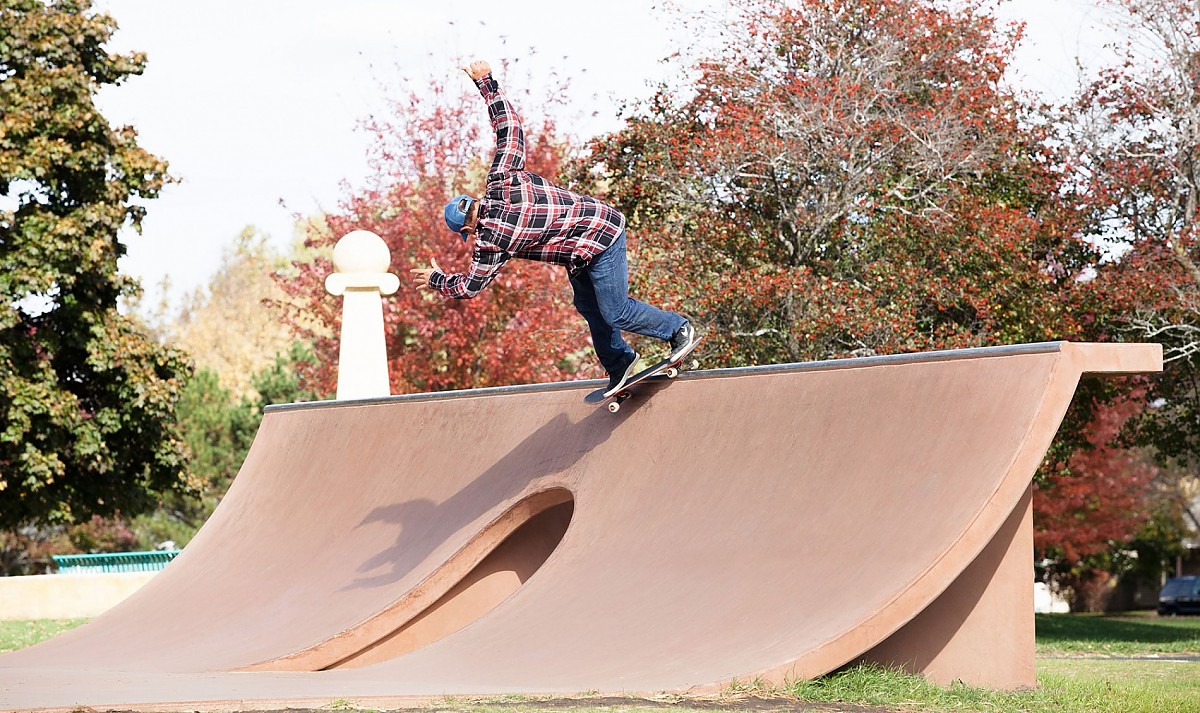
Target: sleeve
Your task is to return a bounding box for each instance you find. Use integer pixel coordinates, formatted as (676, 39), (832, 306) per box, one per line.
(428, 243), (511, 299)
(475, 74), (525, 175)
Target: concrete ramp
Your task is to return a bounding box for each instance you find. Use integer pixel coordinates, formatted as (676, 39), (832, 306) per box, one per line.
(0, 342), (1162, 711)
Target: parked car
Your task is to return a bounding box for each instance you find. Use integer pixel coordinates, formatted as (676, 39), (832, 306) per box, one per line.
(1158, 576), (1200, 616)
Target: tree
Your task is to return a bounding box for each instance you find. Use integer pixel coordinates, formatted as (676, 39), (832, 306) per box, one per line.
(576, 0), (1097, 366)
(164, 369), (252, 514)
(1064, 0), (1200, 565)
(131, 345), (316, 550)
(0, 0), (191, 528)
(1124, 466), (1192, 581)
(1034, 394), (1160, 610)
(278, 67), (592, 396)
(170, 227), (300, 401)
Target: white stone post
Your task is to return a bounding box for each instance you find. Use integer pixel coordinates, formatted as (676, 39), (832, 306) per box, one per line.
(324, 230), (400, 400)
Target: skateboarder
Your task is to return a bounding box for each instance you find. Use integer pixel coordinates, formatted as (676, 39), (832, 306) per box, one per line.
(411, 60), (698, 395)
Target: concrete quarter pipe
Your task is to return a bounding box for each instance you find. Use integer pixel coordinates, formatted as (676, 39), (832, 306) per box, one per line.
(0, 341), (1163, 711)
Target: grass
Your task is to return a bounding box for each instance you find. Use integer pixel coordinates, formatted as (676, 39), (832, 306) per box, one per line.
(1035, 610), (1200, 657)
(1, 613), (1198, 712)
(784, 659), (1200, 713)
(0, 618), (85, 653)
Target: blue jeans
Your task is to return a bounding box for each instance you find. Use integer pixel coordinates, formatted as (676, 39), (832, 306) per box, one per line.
(569, 231), (686, 375)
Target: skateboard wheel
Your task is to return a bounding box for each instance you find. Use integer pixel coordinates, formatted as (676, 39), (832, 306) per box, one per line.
(689, 359), (699, 370)
(608, 402), (621, 413)
(666, 367), (679, 378)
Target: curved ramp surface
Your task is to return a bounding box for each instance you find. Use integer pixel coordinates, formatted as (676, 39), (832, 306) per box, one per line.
(0, 342), (1162, 711)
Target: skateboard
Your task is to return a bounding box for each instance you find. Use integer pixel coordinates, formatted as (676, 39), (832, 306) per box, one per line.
(584, 336), (703, 413)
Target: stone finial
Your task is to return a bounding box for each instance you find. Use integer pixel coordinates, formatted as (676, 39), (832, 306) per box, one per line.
(324, 230), (400, 400)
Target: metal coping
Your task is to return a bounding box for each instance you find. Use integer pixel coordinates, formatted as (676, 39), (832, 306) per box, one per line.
(264, 341), (1071, 414)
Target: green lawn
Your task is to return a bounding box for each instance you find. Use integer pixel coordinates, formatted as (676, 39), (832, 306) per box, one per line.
(1, 613), (1199, 712)
(783, 658), (1200, 713)
(0, 618), (85, 653)
(1036, 610), (1200, 657)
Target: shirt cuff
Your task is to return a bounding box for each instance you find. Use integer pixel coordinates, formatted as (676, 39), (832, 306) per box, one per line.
(429, 270), (448, 290)
(475, 74), (498, 94)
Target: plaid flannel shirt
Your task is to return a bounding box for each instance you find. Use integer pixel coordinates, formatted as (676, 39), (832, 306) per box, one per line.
(429, 74), (626, 299)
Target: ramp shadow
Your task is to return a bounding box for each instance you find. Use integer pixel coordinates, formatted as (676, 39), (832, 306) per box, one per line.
(348, 394), (649, 590)
(328, 496), (575, 668)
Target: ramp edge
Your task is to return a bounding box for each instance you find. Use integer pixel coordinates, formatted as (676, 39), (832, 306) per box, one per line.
(269, 341), (1161, 414)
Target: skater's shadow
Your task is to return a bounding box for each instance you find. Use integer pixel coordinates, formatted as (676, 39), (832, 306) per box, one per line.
(347, 393), (649, 590)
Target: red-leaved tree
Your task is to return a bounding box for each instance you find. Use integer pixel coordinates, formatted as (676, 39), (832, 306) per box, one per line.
(1068, 0), (1200, 477)
(1034, 393), (1160, 610)
(278, 67), (594, 396)
(575, 0), (1099, 366)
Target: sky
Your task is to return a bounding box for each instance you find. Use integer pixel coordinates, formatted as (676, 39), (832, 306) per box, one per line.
(87, 0), (1126, 311)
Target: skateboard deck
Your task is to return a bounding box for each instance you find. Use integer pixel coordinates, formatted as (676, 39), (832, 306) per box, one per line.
(584, 336), (703, 413)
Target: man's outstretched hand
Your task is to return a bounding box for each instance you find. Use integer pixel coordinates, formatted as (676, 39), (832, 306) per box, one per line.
(464, 60), (490, 80)
(411, 258), (443, 291)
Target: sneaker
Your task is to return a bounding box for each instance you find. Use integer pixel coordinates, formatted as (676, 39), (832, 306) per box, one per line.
(667, 321), (697, 361)
(603, 351), (640, 397)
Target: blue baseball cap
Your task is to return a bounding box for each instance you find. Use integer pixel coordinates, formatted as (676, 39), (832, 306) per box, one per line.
(443, 195), (476, 241)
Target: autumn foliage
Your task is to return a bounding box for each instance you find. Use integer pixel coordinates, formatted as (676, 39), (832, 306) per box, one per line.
(1035, 396), (1158, 562)
(1069, 0), (1200, 468)
(1034, 393), (1161, 609)
(278, 70), (594, 396)
(577, 0), (1097, 366)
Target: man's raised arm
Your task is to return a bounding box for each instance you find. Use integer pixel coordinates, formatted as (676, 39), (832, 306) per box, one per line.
(464, 60), (525, 175)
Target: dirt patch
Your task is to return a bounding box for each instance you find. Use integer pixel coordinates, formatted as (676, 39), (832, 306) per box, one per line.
(158, 695), (903, 713)
(96, 696), (902, 710)
(96, 694), (902, 713)
(427, 695), (903, 712)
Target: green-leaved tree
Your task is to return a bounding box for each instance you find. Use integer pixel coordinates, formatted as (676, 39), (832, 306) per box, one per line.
(0, 0), (191, 528)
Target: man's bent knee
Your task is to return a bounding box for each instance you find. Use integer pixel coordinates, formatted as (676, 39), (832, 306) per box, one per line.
(598, 298), (639, 331)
